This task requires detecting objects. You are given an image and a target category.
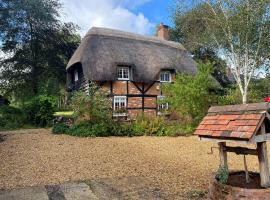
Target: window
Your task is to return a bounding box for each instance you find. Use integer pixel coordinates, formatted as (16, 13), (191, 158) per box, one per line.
(157, 95), (169, 113)
(74, 69), (79, 82)
(117, 67), (129, 80)
(113, 96), (127, 116)
(160, 71), (171, 82)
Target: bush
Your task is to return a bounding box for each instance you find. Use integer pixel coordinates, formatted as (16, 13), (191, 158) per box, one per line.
(131, 114), (172, 136)
(218, 84), (263, 105)
(0, 105), (26, 130)
(216, 166), (229, 184)
(24, 95), (56, 127)
(71, 84), (111, 124)
(52, 121), (114, 137)
(52, 123), (69, 134)
(161, 62), (217, 134)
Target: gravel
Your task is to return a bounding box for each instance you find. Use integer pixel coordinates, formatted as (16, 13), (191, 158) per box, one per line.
(0, 129), (263, 197)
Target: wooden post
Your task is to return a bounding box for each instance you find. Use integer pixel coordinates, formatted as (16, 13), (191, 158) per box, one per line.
(218, 142), (228, 169)
(257, 122), (270, 188)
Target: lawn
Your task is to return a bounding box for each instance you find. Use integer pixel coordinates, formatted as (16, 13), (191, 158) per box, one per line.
(53, 111), (74, 117)
(0, 129), (263, 199)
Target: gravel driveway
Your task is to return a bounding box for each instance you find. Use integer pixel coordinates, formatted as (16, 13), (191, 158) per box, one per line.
(0, 129), (263, 199)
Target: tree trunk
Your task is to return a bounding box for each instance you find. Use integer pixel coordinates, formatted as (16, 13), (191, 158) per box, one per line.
(242, 92), (248, 104)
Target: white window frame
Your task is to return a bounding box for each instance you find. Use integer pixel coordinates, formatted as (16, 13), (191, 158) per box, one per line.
(160, 71), (171, 83)
(74, 68), (79, 82)
(117, 67), (129, 80)
(157, 95), (169, 115)
(113, 96), (127, 116)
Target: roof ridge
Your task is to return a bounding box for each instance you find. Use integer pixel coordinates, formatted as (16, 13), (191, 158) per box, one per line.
(84, 27), (186, 50)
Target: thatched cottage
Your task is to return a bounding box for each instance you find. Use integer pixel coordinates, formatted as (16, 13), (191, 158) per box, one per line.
(66, 24), (197, 118)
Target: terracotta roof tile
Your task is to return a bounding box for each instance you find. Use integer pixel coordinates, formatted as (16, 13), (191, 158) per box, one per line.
(228, 120), (248, 126)
(194, 130), (212, 136)
(194, 111), (265, 140)
(237, 126), (257, 132)
(218, 115), (240, 120)
(246, 120), (260, 126)
(239, 114), (263, 120)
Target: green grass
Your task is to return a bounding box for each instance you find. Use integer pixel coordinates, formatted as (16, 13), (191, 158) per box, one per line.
(53, 111), (74, 117)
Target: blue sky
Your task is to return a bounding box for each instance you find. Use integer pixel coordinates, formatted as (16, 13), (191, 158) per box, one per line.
(60, 0), (176, 37)
(129, 0), (175, 31)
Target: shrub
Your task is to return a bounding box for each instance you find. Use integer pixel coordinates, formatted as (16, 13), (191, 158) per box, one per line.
(131, 114), (171, 136)
(52, 121), (113, 137)
(216, 166), (229, 184)
(0, 105), (25, 130)
(161, 62), (217, 134)
(52, 123), (69, 134)
(71, 83), (111, 124)
(218, 84), (263, 105)
(24, 95), (57, 127)
(67, 123), (94, 137)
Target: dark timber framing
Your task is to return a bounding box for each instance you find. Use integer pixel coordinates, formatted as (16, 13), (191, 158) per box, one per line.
(108, 80), (159, 115)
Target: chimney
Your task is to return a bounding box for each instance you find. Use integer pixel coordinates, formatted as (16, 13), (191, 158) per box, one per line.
(157, 23), (170, 40)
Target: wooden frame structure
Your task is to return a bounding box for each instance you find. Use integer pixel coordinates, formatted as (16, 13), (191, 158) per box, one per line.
(194, 102), (270, 188)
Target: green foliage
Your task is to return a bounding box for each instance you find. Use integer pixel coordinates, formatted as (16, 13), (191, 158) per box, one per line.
(162, 62), (216, 130)
(171, 0), (270, 103)
(131, 114), (170, 136)
(52, 121), (112, 137)
(53, 84), (115, 137)
(218, 84), (263, 105)
(216, 166), (229, 184)
(52, 123), (69, 134)
(0, 0), (80, 101)
(0, 105), (25, 130)
(71, 83), (111, 124)
(24, 95), (57, 127)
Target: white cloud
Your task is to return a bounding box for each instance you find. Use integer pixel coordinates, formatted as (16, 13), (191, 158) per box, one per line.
(60, 0), (154, 37)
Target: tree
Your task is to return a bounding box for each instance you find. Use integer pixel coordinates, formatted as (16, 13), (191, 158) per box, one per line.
(172, 0), (270, 104)
(0, 0), (80, 101)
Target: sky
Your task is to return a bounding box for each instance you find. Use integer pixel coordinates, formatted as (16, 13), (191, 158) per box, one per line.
(60, 0), (175, 37)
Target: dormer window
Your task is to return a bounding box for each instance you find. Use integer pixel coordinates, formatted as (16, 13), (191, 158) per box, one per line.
(74, 68), (79, 82)
(117, 66), (129, 80)
(160, 71), (171, 82)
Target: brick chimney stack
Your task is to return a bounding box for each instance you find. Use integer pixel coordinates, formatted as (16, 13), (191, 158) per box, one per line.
(157, 23), (170, 40)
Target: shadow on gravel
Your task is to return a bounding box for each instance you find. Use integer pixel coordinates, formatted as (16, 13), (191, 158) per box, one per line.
(0, 134), (6, 142)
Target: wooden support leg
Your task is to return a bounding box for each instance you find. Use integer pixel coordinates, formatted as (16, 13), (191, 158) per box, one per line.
(218, 142), (228, 169)
(257, 141), (270, 188)
(257, 122), (270, 188)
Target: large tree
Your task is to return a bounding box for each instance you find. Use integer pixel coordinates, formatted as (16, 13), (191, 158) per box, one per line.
(0, 0), (80, 101)
(172, 0), (270, 103)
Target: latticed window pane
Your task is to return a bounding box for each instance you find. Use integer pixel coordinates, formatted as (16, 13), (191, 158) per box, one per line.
(117, 67), (129, 80)
(160, 71), (171, 82)
(157, 96), (169, 110)
(114, 96), (127, 111)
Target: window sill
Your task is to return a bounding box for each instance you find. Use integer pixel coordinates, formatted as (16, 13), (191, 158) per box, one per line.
(117, 78), (129, 81)
(160, 81), (171, 83)
(113, 113), (127, 117)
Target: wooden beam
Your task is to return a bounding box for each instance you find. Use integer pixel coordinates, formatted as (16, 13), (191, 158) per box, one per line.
(224, 146), (258, 155)
(218, 142), (228, 169)
(208, 102), (269, 114)
(144, 81), (156, 94)
(131, 82), (143, 93)
(257, 122), (270, 188)
(253, 134), (270, 143)
(199, 137), (250, 145)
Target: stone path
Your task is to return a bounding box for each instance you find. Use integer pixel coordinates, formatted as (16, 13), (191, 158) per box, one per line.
(0, 177), (174, 200)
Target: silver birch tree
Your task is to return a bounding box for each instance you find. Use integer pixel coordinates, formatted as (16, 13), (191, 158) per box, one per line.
(174, 0), (270, 104)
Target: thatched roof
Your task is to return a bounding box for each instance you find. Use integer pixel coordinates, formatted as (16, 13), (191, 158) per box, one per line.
(67, 27), (197, 82)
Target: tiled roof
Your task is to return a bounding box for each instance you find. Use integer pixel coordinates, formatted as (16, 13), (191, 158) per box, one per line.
(194, 102), (269, 140)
